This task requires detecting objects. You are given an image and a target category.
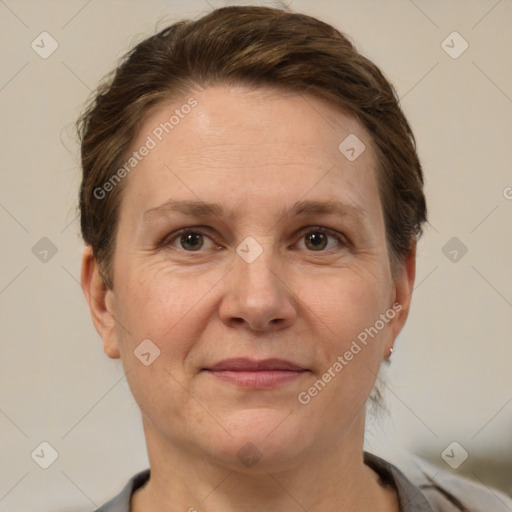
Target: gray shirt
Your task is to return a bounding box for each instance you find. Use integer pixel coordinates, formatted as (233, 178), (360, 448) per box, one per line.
(93, 452), (512, 512)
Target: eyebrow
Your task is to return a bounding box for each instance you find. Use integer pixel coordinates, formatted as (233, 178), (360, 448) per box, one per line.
(143, 199), (366, 224)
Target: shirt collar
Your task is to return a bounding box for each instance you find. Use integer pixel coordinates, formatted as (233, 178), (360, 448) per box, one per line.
(96, 453), (435, 512)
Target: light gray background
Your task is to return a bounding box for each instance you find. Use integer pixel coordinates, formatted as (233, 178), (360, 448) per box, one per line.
(1, 0), (511, 510)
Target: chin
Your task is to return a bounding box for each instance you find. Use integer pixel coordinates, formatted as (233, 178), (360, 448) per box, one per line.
(201, 408), (313, 472)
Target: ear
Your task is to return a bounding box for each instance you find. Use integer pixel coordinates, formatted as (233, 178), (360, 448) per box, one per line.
(80, 246), (120, 359)
(385, 242), (417, 355)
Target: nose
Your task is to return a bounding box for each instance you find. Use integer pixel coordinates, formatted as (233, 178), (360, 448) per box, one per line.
(218, 246), (298, 332)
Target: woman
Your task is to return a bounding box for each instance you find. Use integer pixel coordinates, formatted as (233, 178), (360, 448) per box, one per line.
(78, 5), (511, 512)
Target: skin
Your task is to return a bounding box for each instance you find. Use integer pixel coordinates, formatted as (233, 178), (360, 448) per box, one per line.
(81, 84), (416, 512)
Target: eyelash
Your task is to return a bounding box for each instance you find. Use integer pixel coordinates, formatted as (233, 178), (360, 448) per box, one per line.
(158, 226), (348, 253)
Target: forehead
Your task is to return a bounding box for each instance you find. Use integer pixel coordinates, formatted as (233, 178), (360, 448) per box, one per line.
(121, 84), (381, 221)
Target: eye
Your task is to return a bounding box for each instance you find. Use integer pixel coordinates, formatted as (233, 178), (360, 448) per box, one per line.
(296, 228), (346, 252)
(158, 226), (347, 254)
(160, 229), (217, 252)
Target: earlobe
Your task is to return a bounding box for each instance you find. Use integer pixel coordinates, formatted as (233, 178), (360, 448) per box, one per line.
(80, 246), (121, 359)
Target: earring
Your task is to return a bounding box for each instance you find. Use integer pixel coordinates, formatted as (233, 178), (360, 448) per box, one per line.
(387, 346), (394, 359)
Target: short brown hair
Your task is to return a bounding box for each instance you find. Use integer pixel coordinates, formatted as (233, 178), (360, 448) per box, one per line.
(78, 5), (426, 289)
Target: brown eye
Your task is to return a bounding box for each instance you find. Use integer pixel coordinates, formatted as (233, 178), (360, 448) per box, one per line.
(296, 228), (346, 252)
(304, 231), (328, 251)
(160, 227), (219, 253)
(179, 232), (204, 251)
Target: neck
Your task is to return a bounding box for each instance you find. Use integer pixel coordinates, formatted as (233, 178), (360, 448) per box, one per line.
(131, 413), (398, 512)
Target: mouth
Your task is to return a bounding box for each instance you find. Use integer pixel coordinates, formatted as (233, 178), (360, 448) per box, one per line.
(202, 358), (309, 389)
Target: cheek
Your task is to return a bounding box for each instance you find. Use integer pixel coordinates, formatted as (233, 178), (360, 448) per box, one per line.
(299, 270), (392, 395)
(114, 264), (220, 356)
(113, 269), (218, 422)
(309, 270), (390, 341)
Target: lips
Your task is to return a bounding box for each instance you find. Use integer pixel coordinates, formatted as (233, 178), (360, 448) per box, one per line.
(206, 358), (305, 372)
(203, 358), (308, 388)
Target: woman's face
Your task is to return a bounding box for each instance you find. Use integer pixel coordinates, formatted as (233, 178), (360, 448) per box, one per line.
(84, 85), (414, 471)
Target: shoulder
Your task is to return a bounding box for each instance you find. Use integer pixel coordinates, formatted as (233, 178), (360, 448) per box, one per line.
(92, 469), (150, 512)
(379, 450), (512, 512)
